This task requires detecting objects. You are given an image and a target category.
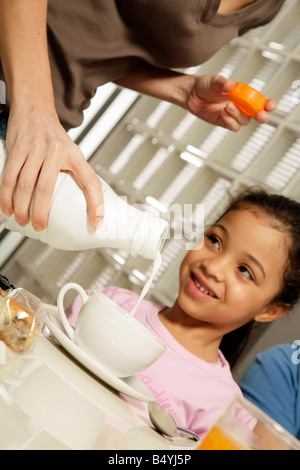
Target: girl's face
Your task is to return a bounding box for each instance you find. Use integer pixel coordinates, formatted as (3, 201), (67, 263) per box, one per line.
(177, 208), (289, 333)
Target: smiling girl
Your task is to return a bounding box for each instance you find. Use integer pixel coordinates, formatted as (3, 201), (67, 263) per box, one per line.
(66, 187), (300, 438)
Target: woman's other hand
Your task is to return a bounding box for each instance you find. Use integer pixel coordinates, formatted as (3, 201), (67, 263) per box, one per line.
(186, 74), (276, 132)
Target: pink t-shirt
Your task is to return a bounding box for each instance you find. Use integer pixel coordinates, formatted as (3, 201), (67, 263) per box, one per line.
(66, 286), (243, 438)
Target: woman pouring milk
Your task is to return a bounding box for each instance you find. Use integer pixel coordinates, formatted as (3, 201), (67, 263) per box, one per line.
(0, 0), (282, 231)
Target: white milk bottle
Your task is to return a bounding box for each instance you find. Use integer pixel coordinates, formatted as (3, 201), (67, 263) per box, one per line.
(0, 140), (168, 259)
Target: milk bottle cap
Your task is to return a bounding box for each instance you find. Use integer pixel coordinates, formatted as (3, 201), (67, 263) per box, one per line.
(129, 211), (168, 259)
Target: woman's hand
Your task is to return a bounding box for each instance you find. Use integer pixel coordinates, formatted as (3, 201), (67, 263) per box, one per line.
(186, 74), (276, 132)
(0, 104), (104, 231)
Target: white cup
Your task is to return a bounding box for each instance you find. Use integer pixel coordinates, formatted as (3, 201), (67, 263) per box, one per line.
(57, 282), (166, 377)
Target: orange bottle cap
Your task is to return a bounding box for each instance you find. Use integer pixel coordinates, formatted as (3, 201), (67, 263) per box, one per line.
(229, 82), (267, 118)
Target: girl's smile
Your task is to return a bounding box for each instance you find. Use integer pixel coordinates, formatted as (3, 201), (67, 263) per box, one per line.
(188, 271), (218, 300)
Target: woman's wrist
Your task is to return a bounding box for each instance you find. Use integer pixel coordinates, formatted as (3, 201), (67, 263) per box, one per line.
(115, 62), (197, 110)
(170, 73), (197, 109)
(8, 83), (57, 115)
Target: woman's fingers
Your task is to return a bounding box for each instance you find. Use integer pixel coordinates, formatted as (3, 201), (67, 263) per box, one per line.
(224, 102), (251, 125)
(2, 139), (59, 228)
(208, 76), (276, 127)
(0, 141), (29, 219)
(29, 158), (62, 231)
(265, 98), (276, 112)
(71, 157), (104, 229)
(22, 146), (104, 231)
(210, 75), (235, 95)
(1, 135), (103, 231)
(222, 96), (276, 128)
(29, 141), (104, 230)
(11, 147), (49, 227)
(255, 98), (276, 123)
(220, 102), (251, 131)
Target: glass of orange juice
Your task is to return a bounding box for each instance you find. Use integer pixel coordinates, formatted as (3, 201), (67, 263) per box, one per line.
(197, 396), (300, 450)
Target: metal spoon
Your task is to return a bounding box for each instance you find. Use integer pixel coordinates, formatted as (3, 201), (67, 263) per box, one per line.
(148, 401), (199, 443)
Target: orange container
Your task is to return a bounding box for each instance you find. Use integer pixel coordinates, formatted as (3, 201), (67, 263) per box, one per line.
(196, 426), (250, 450)
(229, 82), (267, 118)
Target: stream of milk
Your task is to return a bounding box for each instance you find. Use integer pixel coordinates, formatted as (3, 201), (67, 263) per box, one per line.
(128, 252), (162, 318)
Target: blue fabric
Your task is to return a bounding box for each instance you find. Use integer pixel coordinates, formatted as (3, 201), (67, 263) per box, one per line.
(239, 343), (300, 439)
(0, 107), (8, 140)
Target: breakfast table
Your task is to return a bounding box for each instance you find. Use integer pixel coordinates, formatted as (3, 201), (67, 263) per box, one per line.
(0, 304), (199, 453)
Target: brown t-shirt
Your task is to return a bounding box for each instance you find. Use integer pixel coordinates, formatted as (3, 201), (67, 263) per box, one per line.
(2, 0), (286, 130)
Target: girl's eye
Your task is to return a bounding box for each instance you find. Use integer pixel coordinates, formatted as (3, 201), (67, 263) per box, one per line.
(207, 234), (220, 249)
(238, 265), (253, 280)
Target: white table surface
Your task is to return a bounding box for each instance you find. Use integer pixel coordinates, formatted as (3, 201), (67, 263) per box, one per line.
(0, 332), (198, 451)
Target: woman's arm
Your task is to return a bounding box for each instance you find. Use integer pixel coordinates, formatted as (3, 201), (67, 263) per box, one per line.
(0, 0), (54, 114)
(115, 61), (276, 132)
(0, 0), (103, 231)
